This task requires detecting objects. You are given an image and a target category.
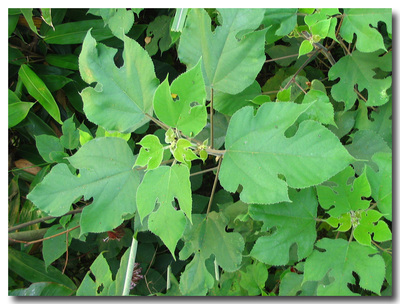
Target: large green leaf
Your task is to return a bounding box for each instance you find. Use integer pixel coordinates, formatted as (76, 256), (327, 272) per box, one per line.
(316, 166), (371, 218)
(153, 59), (207, 137)
(340, 8), (391, 53)
(219, 102), (353, 205)
(8, 247), (76, 290)
(249, 188), (317, 266)
(27, 137), (142, 234)
(136, 164), (192, 258)
(178, 8), (266, 96)
(18, 65), (62, 124)
(303, 238), (385, 295)
(329, 50), (392, 110)
(261, 8), (298, 43)
(79, 30), (159, 133)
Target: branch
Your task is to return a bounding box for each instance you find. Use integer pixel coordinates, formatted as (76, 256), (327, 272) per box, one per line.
(8, 207), (84, 233)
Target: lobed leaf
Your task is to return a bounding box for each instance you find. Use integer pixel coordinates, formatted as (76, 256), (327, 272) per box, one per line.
(219, 102), (353, 205)
(28, 137), (142, 235)
(79, 30), (158, 133)
(303, 238), (385, 295)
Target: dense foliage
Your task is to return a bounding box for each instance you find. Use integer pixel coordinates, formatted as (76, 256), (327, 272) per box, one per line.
(8, 8), (392, 296)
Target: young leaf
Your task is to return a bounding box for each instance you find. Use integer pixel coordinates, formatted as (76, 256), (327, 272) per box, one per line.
(340, 8), (391, 53)
(219, 102), (353, 205)
(153, 59), (207, 137)
(353, 209), (392, 246)
(298, 40), (313, 57)
(316, 166), (371, 218)
(27, 137), (142, 235)
(329, 50), (392, 110)
(172, 138), (199, 167)
(79, 30), (158, 133)
(366, 152), (392, 220)
(303, 238), (385, 295)
(249, 188), (317, 266)
(134, 134), (164, 170)
(18, 65), (62, 124)
(178, 8), (266, 96)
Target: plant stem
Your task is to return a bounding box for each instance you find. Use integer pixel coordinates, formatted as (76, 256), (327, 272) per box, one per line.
(265, 53), (299, 63)
(206, 157), (222, 217)
(190, 166), (219, 177)
(210, 88), (214, 149)
(145, 113), (169, 131)
(8, 228), (48, 244)
(122, 235), (139, 296)
(12, 225), (80, 246)
(8, 208), (84, 232)
(282, 49), (319, 91)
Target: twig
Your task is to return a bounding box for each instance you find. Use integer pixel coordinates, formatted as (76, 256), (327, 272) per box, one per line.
(8, 208), (84, 232)
(62, 229), (70, 274)
(190, 166), (218, 177)
(265, 53), (299, 63)
(206, 157), (223, 217)
(354, 87), (368, 103)
(210, 88), (214, 149)
(145, 113), (169, 131)
(293, 80), (307, 95)
(23, 225), (80, 246)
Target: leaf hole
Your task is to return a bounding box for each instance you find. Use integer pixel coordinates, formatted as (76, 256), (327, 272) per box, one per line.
(97, 283), (104, 294)
(190, 101), (200, 108)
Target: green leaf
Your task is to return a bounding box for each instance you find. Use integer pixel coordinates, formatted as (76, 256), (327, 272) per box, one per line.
(300, 89), (336, 126)
(366, 152), (392, 220)
(27, 137), (142, 234)
(20, 9), (42, 37)
(219, 102), (353, 205)
(35, 134), (68, 163)
(249, 188), (317, 266)
(178, 8), (266, 96)
(18, 65), (62, 124)
(329, 50), (392, 110)
(40, 8), (53, 28)
(60, 115), (80, 150)
(262, 9), (298, 43)
(8, 247), (76, 290)
(213, 81), (260, 116)
(316, 166), (371, 217)
(89, 8), (135, 40)
(76, 253), (113, 296)
(134, 134), (164, 170)
(145, 15), (173, 56)
(340, 8), (391, 53)
(79, 30), (158, 133)
(172, 138), (199, 167)
(179, 253), (214, 296)
(346, 129), (391, 174)
(136, 164), (192, 257)
(45, 54), (79, 70)
(44, 19), (114, 44)
(239, 261), (269, 295)
(8, 89), (34, 128)
(298, 40), (313, 57)
(355, 100), (392, 148)
(95, 126), (131, 141)
(180, 212), (244, 272)
(153, 59), (207, 136)
(9, 282), (74, 296)
(353, 209), (392, 246)
(303, 238), (385, 295)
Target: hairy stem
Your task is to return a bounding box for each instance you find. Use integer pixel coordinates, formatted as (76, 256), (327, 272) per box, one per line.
(122, 235), (139, 296)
